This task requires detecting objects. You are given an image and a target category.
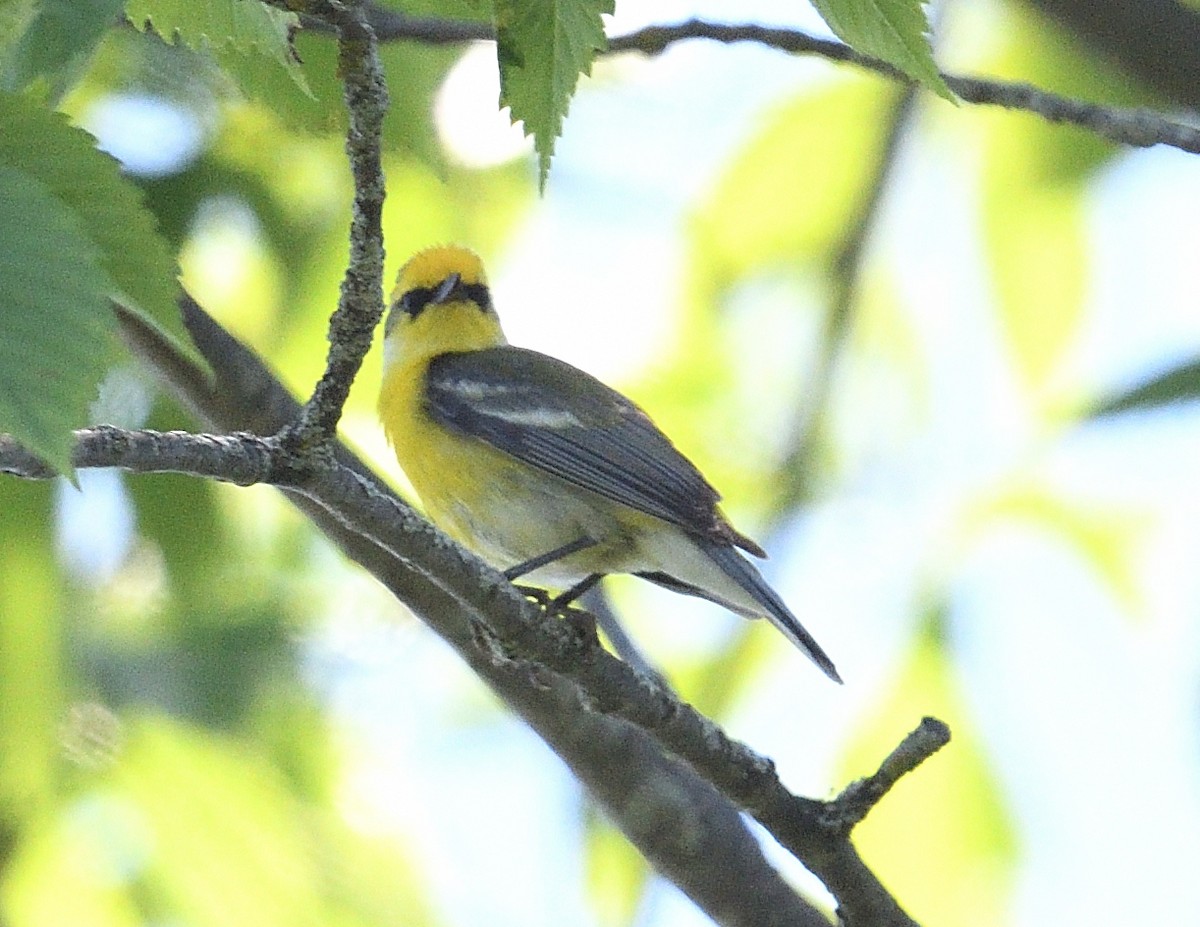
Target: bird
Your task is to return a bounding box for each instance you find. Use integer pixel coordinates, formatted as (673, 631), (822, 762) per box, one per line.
(378, 245), (840, 682)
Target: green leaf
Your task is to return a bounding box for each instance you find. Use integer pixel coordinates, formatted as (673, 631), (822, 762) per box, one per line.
(495, 0), (612, 188)
(0, 90), (183, 342)
(125, 0), (310, 97)
(808, 0), (951, 100)
(0, 166), (121, 475)
(1091, 358), (1200, 417)
(112, 719), (331, 927)
(2, 0), (124, 100)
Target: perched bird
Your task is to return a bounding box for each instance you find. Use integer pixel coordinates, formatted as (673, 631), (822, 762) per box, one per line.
(378, 245), (840, 682)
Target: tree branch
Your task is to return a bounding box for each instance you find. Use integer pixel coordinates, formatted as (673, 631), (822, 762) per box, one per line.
(348, 8), (1200, 156)
(0, 427), (276, 485)
(112, 299), (835, 927)
(1026, 0), (1200, 109)
(825, 718), (952, 833)
(261, 0), (389, 452)
(775, 85), (919, 512)
(0, 297), (954, 926)
(611, 20), (1200, 155)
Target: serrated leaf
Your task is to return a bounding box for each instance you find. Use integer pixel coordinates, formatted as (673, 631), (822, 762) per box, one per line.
(495, 0), (612, 188)
(125, 0), (310, 97)
(808, 0), (951, 100)
(2, 0), (124, 100)
(1091, 358), (1200, 417)
(0, 90), (184, 342)
(0, 166), (121, 476)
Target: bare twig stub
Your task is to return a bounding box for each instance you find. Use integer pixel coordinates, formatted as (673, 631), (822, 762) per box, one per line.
(827, 717), (953, 833)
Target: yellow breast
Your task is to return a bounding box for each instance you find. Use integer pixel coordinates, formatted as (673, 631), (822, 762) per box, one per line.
(379, 356), (645, 579)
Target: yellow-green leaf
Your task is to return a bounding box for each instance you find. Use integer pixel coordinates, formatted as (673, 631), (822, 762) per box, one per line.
(126, 0), (310, 98)
(808, 0), (952, 100)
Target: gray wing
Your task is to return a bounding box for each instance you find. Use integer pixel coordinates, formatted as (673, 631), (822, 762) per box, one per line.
(424, 346), (734, 542)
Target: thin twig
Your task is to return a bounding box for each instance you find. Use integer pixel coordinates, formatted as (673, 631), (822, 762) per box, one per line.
(825, 717), (952, 833)
(261, 0), (389, 452)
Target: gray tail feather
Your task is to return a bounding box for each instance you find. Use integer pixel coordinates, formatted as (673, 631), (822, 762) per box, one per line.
(638, 544), (842, 683)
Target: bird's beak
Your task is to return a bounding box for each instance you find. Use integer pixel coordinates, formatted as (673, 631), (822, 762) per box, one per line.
(432, 272), (462, 305)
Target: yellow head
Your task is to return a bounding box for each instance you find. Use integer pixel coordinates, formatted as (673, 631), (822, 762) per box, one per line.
(382, 245), (506, 371)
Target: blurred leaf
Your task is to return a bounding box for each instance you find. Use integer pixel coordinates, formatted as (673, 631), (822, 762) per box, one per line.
(113, 717), (329, 927)
(690, 78), (895, 296)
(979, 7), (1129, 398)
(583, 811), (650, 926)
(124, 471), (228, 608)
(0, 482), (63, 819)
(0, 166), (119, 475)
(808, 0), (951, 99)
(0, 0), (38, 63)
(2, 0), (124, 100)
(0, 90), (184, 342)
(983, 187), (1085, 391)
(2, 799), (144, 927)
(4, 712), (437, 926)
(1090, 357), (1200, 417)
(966, 484), (1146, 612)
(842, 618), (1015, 927)
(125, 0), (310, 96)
(495, 0), (612, 188)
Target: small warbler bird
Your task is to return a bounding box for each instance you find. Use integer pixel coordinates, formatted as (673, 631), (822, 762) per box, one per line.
(378, 245), (840, 682)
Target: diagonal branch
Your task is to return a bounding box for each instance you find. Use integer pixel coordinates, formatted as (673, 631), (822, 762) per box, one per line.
(0, 297), (955, 927)
(612, 21), (1200, 155)
(114, 299), (835, 926)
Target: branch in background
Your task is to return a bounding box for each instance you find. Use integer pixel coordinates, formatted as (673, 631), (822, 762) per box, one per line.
(1027, 0), (1200, 109)
(611, 20), (1200, 155)
(349, 7), (1200, 156)
(774, 85), (919, 513)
